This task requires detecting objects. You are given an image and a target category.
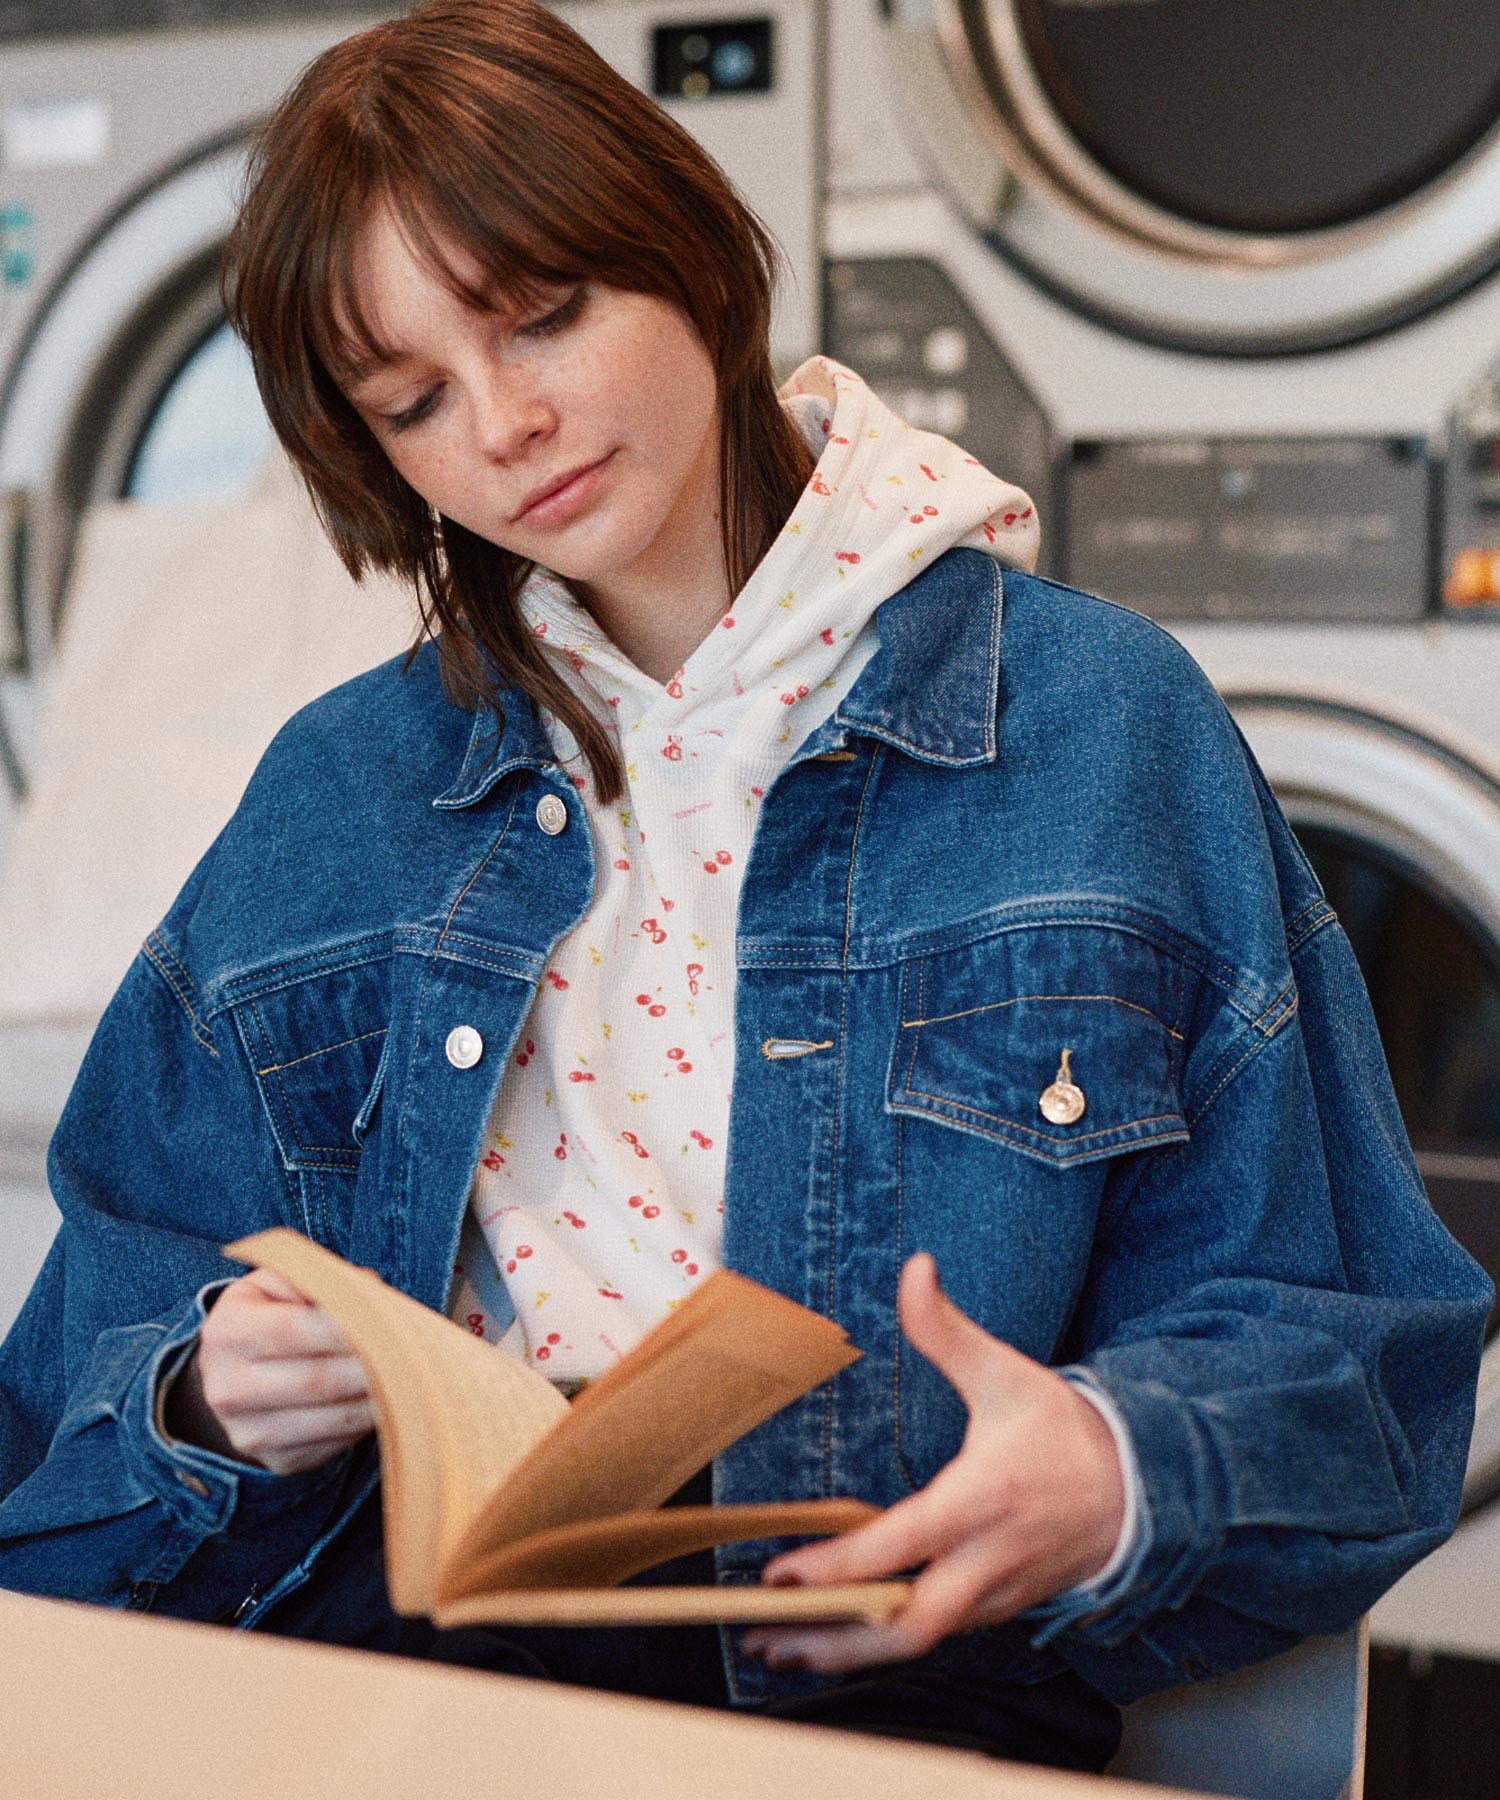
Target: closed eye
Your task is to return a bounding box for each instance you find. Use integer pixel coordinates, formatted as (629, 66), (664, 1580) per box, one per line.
(380, 286), (588, 434)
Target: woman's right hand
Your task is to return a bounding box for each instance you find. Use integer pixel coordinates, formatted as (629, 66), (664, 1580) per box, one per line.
(164, 1268), (375, 1476)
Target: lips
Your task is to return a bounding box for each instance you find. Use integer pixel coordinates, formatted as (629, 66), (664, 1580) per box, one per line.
(513, 453), (613, 523)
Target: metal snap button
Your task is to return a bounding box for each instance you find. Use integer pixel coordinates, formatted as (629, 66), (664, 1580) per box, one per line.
(1039, 1047), (1086, 1125)
(535, 794), (568, 835)
(445, 1025), (484, 1069)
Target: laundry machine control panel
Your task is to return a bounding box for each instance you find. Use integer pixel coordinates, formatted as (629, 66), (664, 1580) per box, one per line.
(1064, 435), (1434, 623)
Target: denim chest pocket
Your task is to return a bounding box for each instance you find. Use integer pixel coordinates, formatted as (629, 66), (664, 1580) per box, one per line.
(883, 921), (1193, 1491)
(233, 958), (391, 1177)
(886, 923), (1192, 1168)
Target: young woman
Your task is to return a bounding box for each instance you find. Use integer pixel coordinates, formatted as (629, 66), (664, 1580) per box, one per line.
(0, 0), (1489, 1773)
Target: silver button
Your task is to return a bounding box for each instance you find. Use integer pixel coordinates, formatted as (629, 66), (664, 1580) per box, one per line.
(445, 1025), (484, 1069)
(535, 794), (568, 835)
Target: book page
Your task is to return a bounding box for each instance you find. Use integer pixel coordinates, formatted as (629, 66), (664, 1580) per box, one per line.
(225, 1229), (569, 1614)
(444, 1269), (862, 1583)
(435, 1578), (912, 1629)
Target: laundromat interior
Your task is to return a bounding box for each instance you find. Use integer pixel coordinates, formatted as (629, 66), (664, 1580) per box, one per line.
(1, 4), (1499, 1797)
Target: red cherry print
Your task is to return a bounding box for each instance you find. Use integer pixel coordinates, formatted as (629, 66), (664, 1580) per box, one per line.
(920, 463), (938, 481)
(642, 1204), (660, 1219)
(1004, 513), (1016, 525)
(721, 614), (735, 629)
(621, 1130), (650, 1158)
(820, 416), (831, 435)
(532, 620), (548, 635)
(830, 434), (848, 445)
(689, 1130), (713, 1149)
(686, 962), (703, 995)
(921, 505), (938, 517)
(750, 786), (764, 798)
(686, 1263), (699, 1276)
(702, 859), (719, 874)
(667, 1047), (685, 1059)
(481, 1150), (504, 1171)
(641, 918), (667, 945)
(466, 1312), (486, 1337)
(563, 1210), (586, 1229)
(982, 521), (996, 542)
(666, 676), (684, 699)
(908, 514), (923, 525)
(608, 694), (621, 706)
(678, 1061), (693, 1073)
(671, 1249), (687, 1264)
(571, 774), (586, 792)
(547, 1333), (562, 1345)
(714, 850), (732, 866)
(536, 1346), (551, 1361)
(554, 1134), (568, 1161)
(834, 550), (860, 564)
(662, 736), (684, 762)
(628, 1195), (643, 1208)
(614, 858), (630, 871)
(506, 1259), (516, 1272)
(599, 1286), (623, 1300)
(516, 1037), (536, 1067)
(545, 970), (569, 991)
(567, 1069), (596, 1083)
(516, 1244), (533, 1259)
(820, 627), (835, 645)
(810, 472), (831, 496)
(661, 896), (675, 912)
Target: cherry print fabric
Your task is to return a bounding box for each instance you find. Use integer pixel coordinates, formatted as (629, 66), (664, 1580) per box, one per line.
(445, 356), (1039, 1385)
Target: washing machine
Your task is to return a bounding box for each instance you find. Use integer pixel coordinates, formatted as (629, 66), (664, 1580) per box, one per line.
(2, 0), (1500, 1670)
(822, 1), (1500, 1664)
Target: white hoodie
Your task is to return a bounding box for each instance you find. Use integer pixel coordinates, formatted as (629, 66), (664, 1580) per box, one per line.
(445, 356), (1038, 1383)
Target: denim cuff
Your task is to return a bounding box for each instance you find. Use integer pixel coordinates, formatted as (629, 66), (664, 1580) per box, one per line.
(1021, 1364), (1227, 1651)
(123, 1279), (342, 1536)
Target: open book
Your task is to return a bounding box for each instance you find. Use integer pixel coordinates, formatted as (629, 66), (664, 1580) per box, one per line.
(225, 1230), (911, 1628)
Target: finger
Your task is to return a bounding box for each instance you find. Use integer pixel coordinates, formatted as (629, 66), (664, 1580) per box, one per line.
(224, 1397), (377, 1461)
(214, 1292), (355, 1361)
(748, 1534), (1027, 1674)
(257, 1435), (368, 1477)
(243, 1268), (309, 1304)
(897, 1253), (1035, 1408)
(762, 1479), (966, 1588)
(204, 1353), (371, 1418)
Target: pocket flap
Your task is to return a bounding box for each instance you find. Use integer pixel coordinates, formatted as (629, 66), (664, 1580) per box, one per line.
(887, 925), (1191, 1168)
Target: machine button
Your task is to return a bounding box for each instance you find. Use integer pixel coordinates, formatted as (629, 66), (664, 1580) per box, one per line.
(1445, 547), (1500, 608)
(445, 1026), (484, 1069)
(535, 794), (569, 835)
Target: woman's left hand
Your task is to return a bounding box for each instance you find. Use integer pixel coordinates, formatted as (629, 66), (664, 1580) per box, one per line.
(741, 1251), (1126, 1675)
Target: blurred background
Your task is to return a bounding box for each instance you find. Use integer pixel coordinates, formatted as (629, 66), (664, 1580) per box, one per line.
(0, 4), (1497, 1794)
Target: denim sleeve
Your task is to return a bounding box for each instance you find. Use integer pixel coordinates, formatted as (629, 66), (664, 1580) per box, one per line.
(1025, 905), (1493, 1702)
(0, 918), (357, 1617)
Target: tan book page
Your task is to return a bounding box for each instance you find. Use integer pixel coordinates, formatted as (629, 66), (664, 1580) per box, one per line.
(225, 1229), (569, 1614)
(446, 1270), (861, 1578)
(434, 1578), (913, 1629)
(447, 1499), (880, 1595)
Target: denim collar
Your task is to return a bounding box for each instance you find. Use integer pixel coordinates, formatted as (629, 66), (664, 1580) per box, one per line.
(431, 546), (1002, 810)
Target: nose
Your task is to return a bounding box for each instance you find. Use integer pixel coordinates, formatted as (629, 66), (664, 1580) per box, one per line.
(471, 364), (556, 465)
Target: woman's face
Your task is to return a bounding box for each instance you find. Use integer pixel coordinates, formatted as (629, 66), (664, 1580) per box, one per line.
(337, 203), (722, 595)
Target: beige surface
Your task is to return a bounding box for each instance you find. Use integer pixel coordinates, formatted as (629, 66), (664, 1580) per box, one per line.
(0, 1592), (1208, 1800)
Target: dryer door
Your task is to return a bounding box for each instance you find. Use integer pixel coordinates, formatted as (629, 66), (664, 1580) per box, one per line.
(1232, 697), (1500, 1511)
(883, 0), (1500, 350)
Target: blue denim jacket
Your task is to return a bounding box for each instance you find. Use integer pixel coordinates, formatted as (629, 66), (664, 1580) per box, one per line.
(0, 549), (1489, 1707)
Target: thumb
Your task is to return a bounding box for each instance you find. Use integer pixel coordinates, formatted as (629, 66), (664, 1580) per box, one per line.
(897, 1251), (1015, 1407)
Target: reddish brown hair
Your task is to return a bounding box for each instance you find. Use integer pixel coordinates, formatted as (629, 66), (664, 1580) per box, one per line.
(220, 0), (812, 805)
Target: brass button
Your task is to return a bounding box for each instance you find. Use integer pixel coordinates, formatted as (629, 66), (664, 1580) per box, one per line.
(535, 794), (568, 835)
(1039, 1048), (1086, 1125)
